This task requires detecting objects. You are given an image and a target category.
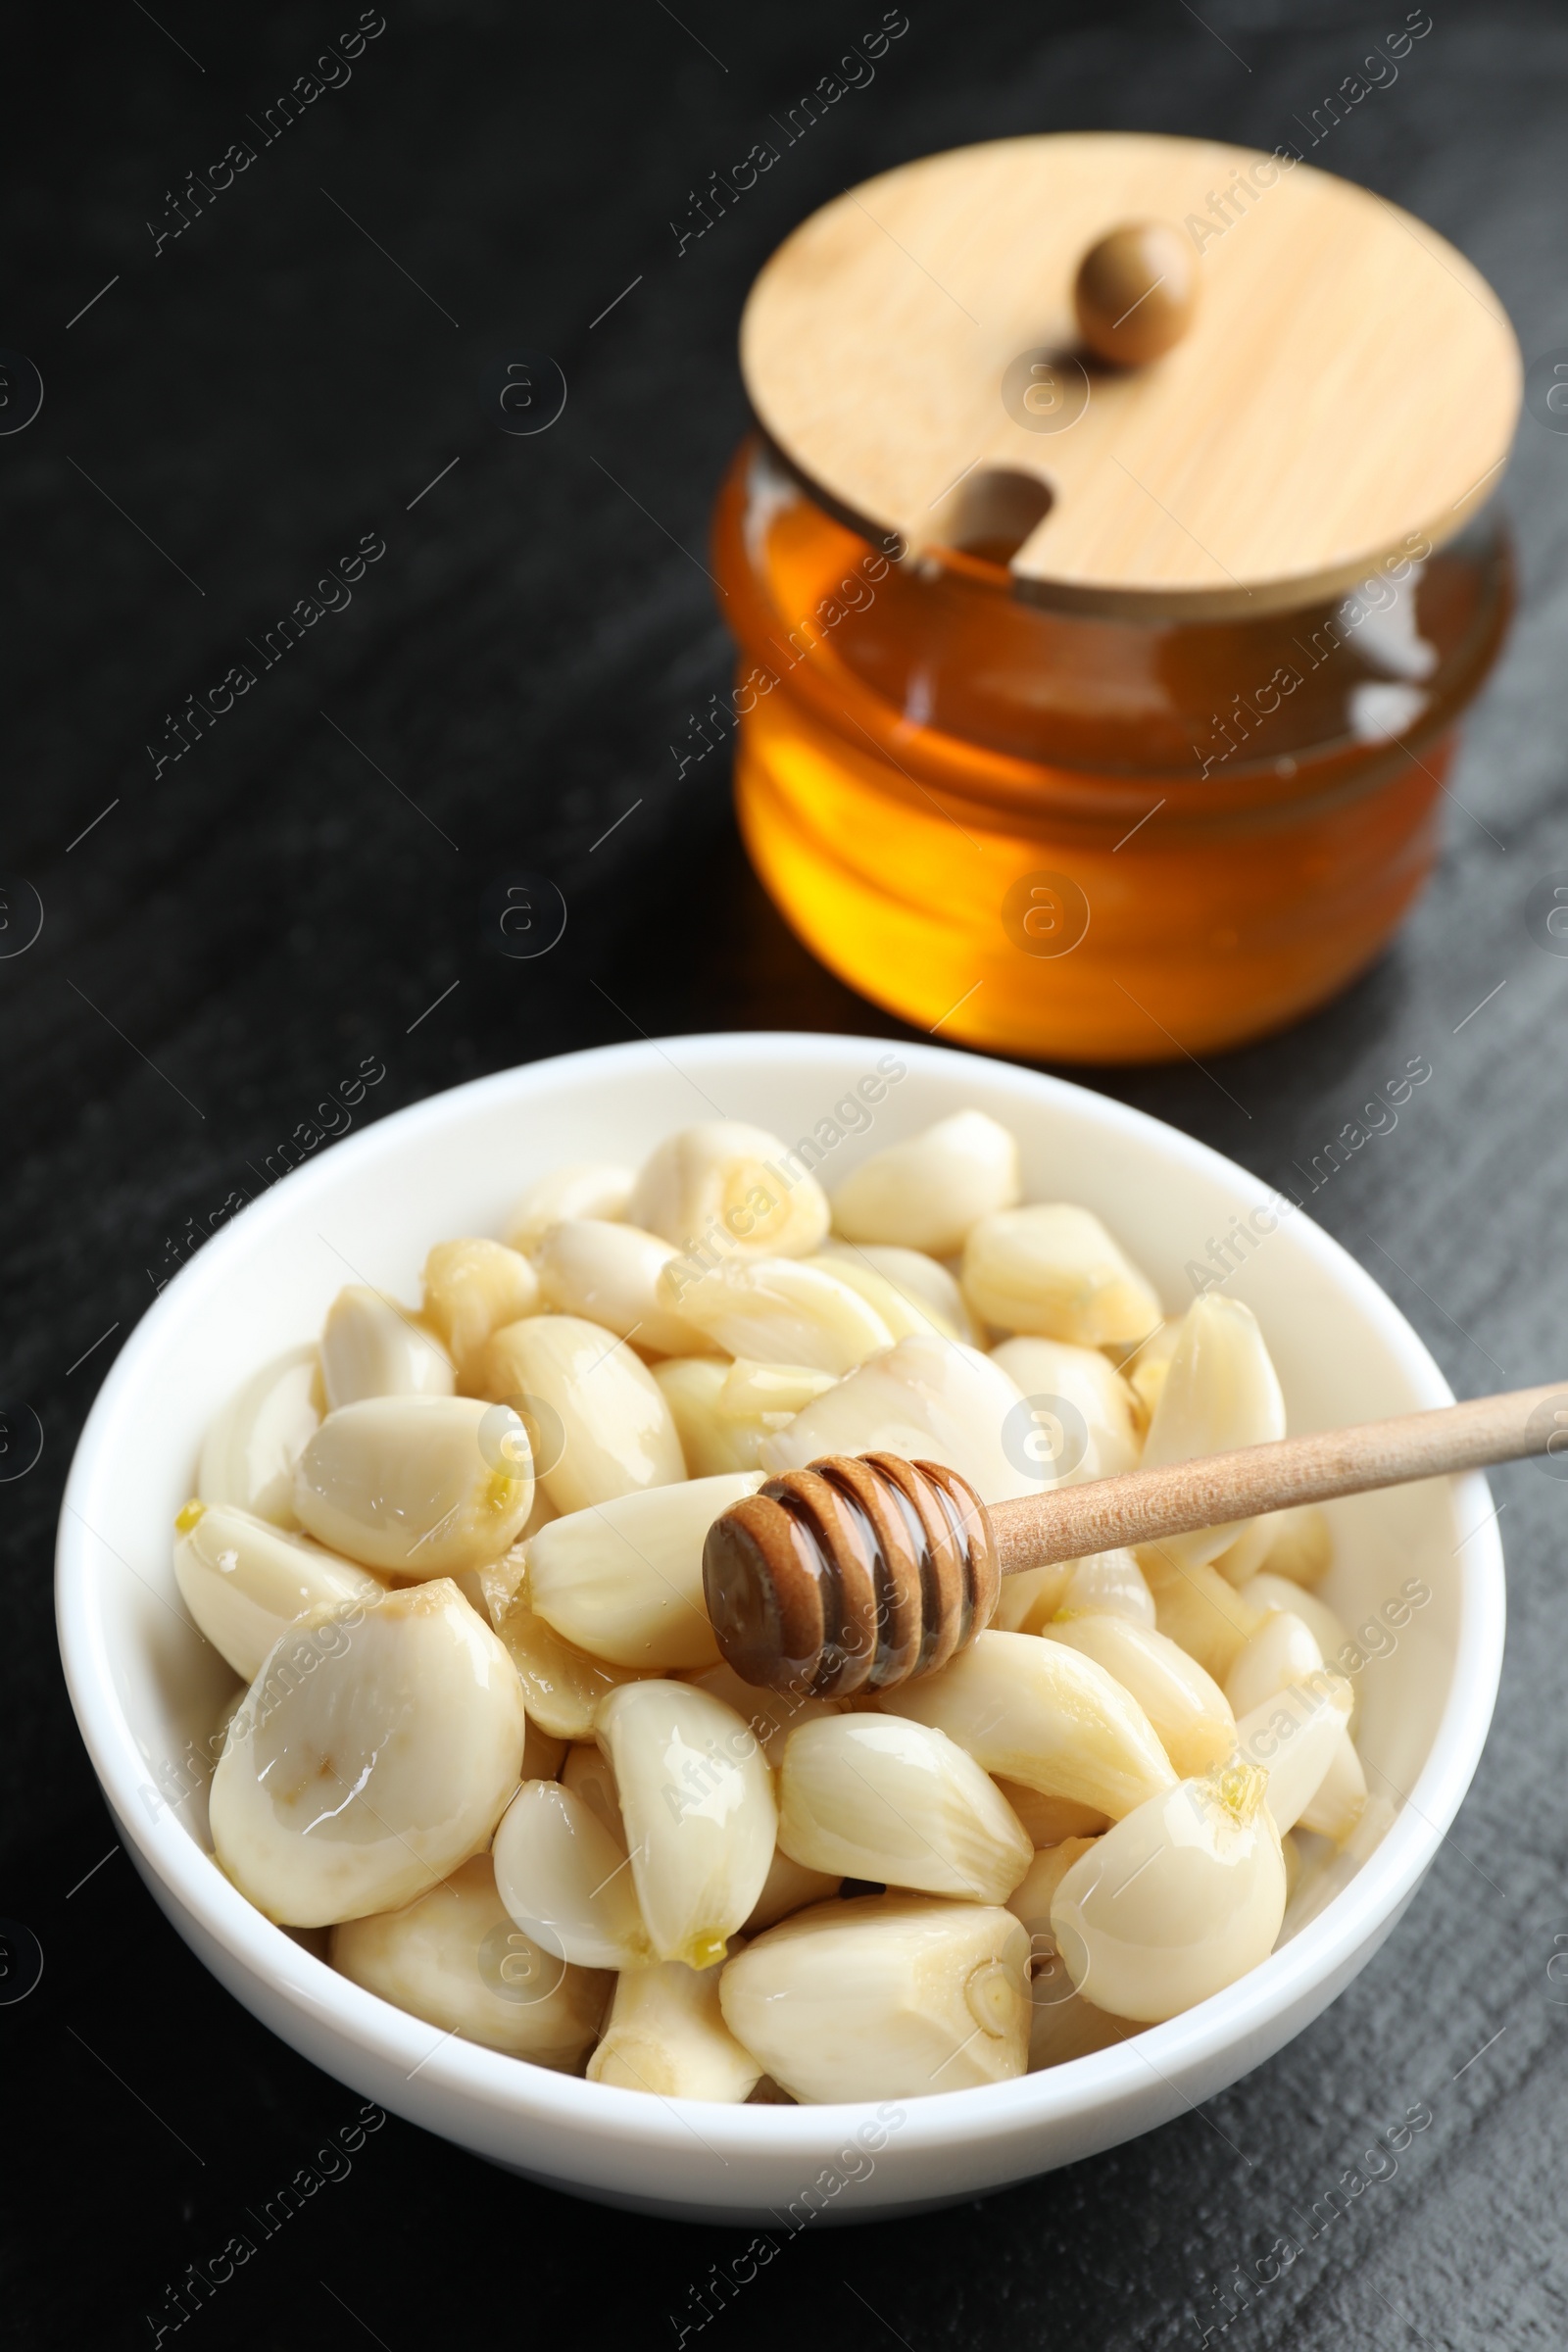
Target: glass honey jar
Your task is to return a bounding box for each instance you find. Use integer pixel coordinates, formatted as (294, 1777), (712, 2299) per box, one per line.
(713, 133), (1521, 1063)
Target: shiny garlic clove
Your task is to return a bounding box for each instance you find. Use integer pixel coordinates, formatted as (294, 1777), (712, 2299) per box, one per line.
(293, 1394), (533, 1576)
(801, 1252), (956, 1343)
(1224, 1609), (1324, 1720)
(1239, 1574), (1350, 1677)
(653, 1357), (761, 1475)
(744, 1846), (841, 1933)
(561, 1740), (627, 1842)
(719, 1892), (1031, 2103)
(492, 1778), (653, 1970)
(759, 1333), (1045, 1505)
(630, 1121), (829, 1260)
(716, 1358), (839, 1423)
(588, 1952), (761, 2101)
(329, 1852), (610, 2069)
(480, 1548), (656, 1737)
(998, 1548), (1153, 1634)
(817, 1242), (983, 1344)
(1047, 1616), (1236, 1779)
(505, 1161), (635, 1257)
(599, 1680), (777, 1969)
(1233, 1671), (1353, 1835)
(1005, 1836), (1101, 1948)
(993, 1783), (1110, 1845)
(173, 1499), (383, 1682)
(668, 1256), (893, 1375)
(1142, 1552), (1266, 1683)
(962, 1205), (1161, 1349)
(198, 1345), (321, 1528)
(526, 1473), (764, 1670)
(879, 1631), (1176, 1820)
(534, 1219), (709, 1356)
(421, 1239), (540, 1376)
(1051, 1764), (1287, 2023)
(778, 1714), (1033, 1902)
(468, 1314), (685, 1512)
(211, 1580), (525, 1926)
(989, 1337), (1143, 1482)
(319, 1285), (455, 1410)
(682, 1661), (847, 1768)
(829, 1110), (1022, 1255)
(1139, 1296), (1286, 1569)
(1257, 1504), (1334, 1589)
(1297, 1724), (1367, 1843)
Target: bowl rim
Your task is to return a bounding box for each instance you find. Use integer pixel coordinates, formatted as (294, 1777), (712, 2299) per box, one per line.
(55, 1030), (1504, 2164)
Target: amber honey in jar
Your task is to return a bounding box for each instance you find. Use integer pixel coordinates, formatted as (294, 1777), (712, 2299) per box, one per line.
(715, 133), (1520, 1063)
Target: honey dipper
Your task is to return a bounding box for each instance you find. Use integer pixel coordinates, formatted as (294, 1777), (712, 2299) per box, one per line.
(702, 1381), (1567, 1696)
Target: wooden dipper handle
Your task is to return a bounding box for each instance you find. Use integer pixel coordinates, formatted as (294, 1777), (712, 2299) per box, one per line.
(703, 1382), (1567, 1694)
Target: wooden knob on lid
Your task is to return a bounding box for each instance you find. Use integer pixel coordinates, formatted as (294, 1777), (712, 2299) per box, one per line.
(1073, 220), (1196, 366)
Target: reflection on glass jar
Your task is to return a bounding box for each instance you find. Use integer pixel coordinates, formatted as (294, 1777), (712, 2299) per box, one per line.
(713, 438), (1512, 1063)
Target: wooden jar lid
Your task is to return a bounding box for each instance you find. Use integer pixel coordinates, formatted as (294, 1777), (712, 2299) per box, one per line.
(740, 132), (1521, 618)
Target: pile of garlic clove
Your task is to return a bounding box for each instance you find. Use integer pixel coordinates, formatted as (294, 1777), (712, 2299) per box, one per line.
(181, 1105), (1388, 2103)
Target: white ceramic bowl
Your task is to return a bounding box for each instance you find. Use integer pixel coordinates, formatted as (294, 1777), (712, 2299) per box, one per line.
(56, 1033), (1503, 2223)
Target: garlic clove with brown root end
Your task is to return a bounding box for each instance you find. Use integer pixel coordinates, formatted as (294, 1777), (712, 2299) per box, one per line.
(1046, 1615), (1236, 1779)
(718, 1891), (1031, 2103)
(879, 1631), (1176, 1821)
(293, 1394), (534, 1577)
(588, 1951), (761, 2101)
(599, 1679), (777, 1969)
(777, 1714), (1033, 1903)
(1138, 1296), (1286, 1570)
(829, 1110), (1022, 1256)
(211, 1580), (525, 1928)
(630, 1122), (830, 1261)
(491, 1778), (653, 1971)
(330, 1852), (611, 2069)
(1050, 1763), (1287, 2023)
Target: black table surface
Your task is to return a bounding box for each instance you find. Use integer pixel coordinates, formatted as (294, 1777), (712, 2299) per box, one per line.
(6, 2), (1568, 2344)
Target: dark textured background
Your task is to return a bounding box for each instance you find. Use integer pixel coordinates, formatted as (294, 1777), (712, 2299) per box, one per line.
(5, 1), (1568, 2344)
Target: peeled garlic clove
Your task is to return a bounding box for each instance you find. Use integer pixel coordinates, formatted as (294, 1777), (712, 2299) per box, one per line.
(778, 1715), (1033, 1902)
(717, 1359), (839, 1421)
(1058, 1548), (1155, 1626)
(669, 1256), (893, 1375)
(962, 1204), (1161, 1349)
(1224, 1608), (1324, 1720)
(683, 1661), (847, 1767)
(745, 1846), (841, 1933)
(630, 1121), (829, 1260)
(829, 1110), (1022, 1255)
(989, 1337), (1142, 1482)
(1027, 1985), (1137, 2070)
(588, 1951), (761, 2100)
(760, 1333), (1045, 1505)
(468, 1314), (685, 1513)
(421, 1239), (540, 1374)
(534, 1219), (708, 1356)
(320, 1286), (455, 1410)
(1208, 1514), (1282, 1590)
(1047, 1616), (1236, 1779)
(1280, 1792), (1396, 1941)
(1006, 1836), (1101, 1947)
(485, 1551), (656, 1737)
(293, 1394), (533, 1576)
(719, 1891), (1031, 2102)
(173, 1499), (384, 1682)
(994, 1560), (1075, 1634)
(1143, 1550), (1265, 1682)
(1139, 1297), (1286, 1568)
(1256, 1503), (1334, 1589)
(1297, 1725), (1367, 1844)
(505, 1161), (634, 1256)
(527, 1473), (764, 1670)
(599, 1680), (777, 1968)
(1233, 1672), (1353, 1835)
(993, 1782), (1110, 1846)
(330, 1852), (610, 2068)
(1051, 1764), (1287, 2023)
(818, 1242), (983, 1344)
(561, 1740), (627, 1843)
(801, 1252), (955, 1342)
(654, 1357), (762, 1475)
(1124, 1318), (1181, 1424)
(211, 1580), (525, 1926)
(1239, 1573), (1350, 1675)
(199, 1346), (322, 1528)
(879, 1631), (1176, 1819)
(492, 1778), (653, 1970)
